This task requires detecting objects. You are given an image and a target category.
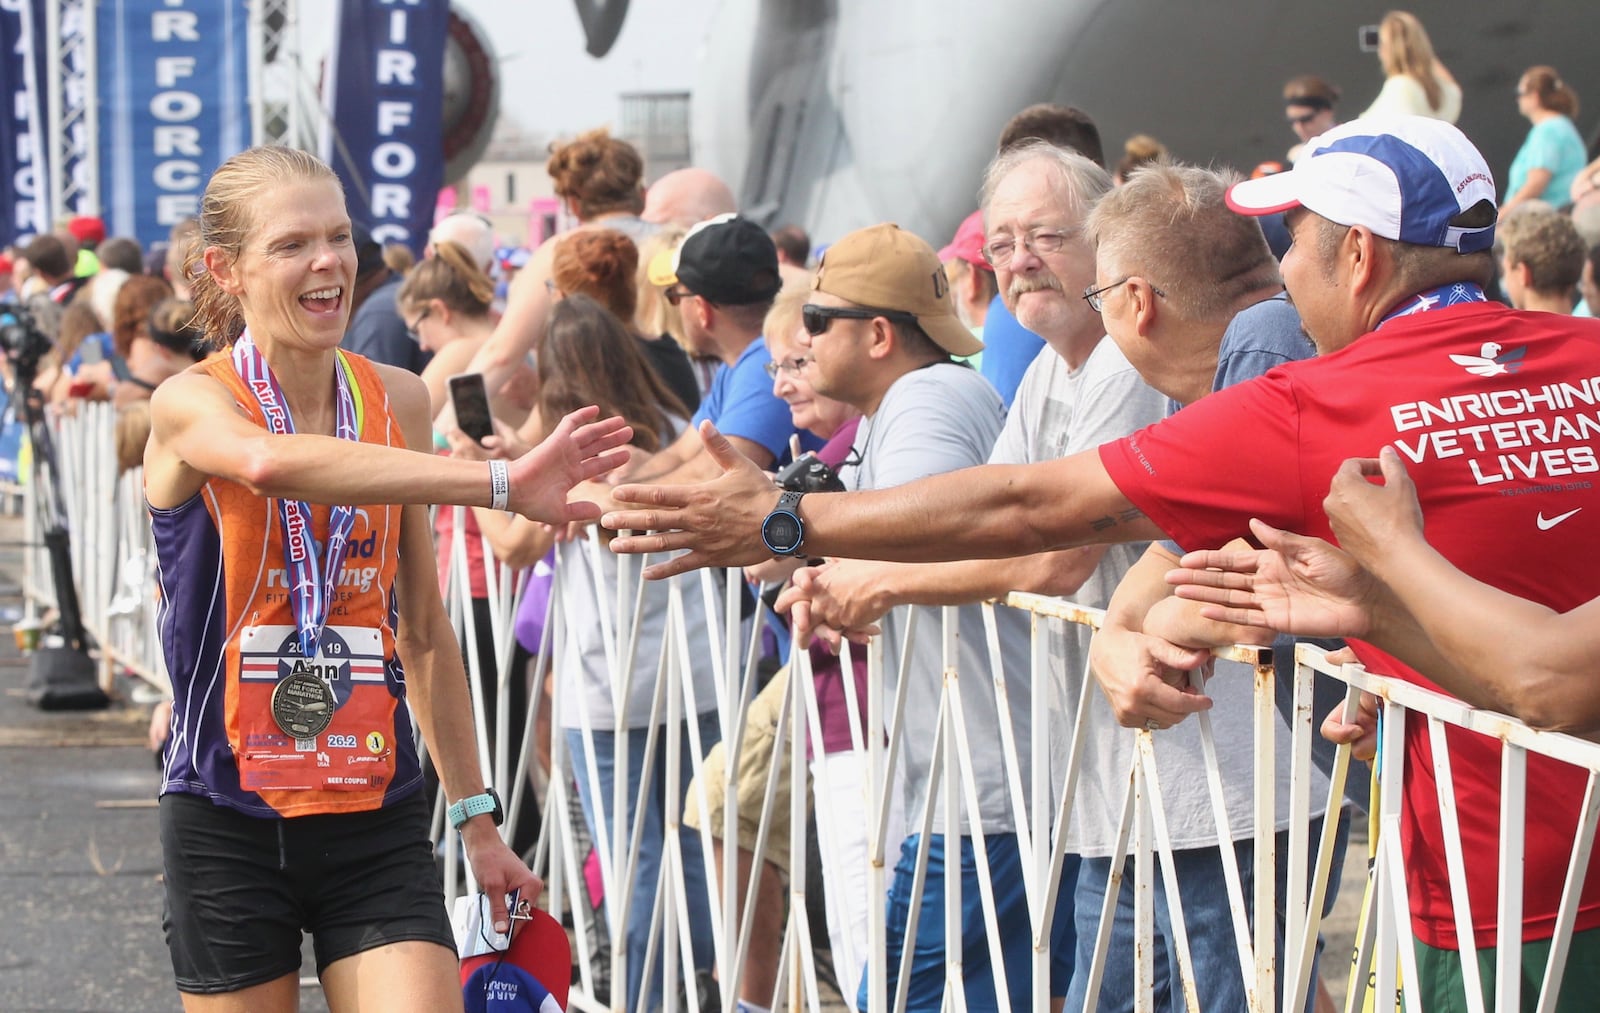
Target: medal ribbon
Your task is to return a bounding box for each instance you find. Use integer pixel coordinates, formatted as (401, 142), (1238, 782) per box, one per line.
(232, 331), (363, 661)
(1376, 282), (1487, 329)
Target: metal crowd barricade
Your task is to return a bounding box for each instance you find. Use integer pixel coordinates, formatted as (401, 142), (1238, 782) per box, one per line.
(36, 412), (1594, 1012)
(434, 521), (1600, 1013)
(20, 402), (169, 694)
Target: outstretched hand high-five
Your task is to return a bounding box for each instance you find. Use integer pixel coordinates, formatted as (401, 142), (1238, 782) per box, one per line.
(604, 421), (783, 580)
(508, 406), (634, 525)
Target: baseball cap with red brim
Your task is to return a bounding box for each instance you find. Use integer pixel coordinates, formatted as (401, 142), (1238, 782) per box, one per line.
(460, 905), (570, 1012)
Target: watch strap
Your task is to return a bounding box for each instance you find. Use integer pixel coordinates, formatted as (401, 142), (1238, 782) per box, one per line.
(448, 789), (500, 829)
(765, 490), (806, 556)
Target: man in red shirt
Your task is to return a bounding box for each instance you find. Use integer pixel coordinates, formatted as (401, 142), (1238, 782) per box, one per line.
(603, 116), (1600, 1007)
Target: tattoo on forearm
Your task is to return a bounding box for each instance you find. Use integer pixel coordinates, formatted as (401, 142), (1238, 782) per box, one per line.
(1090, 508), (1147, 532)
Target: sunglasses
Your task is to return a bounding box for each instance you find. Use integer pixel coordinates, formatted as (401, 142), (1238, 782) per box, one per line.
(801, 303), (919, 336)
(1286, 110), (1322, 126)
(405, 305), (431, 339)
(664, 286), (695, 306)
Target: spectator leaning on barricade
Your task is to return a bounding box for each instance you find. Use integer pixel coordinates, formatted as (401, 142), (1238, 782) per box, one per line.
(601, 115), (1600, 1012)
(774, 144), (1167, 1010)
(455, 294), (714, 1013)
(765, 221), (1048, 1011)
(396, 240), (538, 856)
(1497, 205), (1586, 313)
(623, 213), (821, 487)
(341, 222), (430, 374)
(1077, 162), (1349, 1011)
(976, 102), (1105, 407)
(679, 281), (881, 1011)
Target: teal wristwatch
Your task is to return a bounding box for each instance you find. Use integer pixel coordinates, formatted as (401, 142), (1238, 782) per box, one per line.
(447, 788), (504, 829)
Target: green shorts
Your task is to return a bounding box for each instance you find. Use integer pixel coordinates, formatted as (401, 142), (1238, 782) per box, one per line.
(1413, 925), (1600, 1012)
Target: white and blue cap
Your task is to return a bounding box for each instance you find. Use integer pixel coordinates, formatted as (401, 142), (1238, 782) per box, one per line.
(1226, 115), (1497, 253)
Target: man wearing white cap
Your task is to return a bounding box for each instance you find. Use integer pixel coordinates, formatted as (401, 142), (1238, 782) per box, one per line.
(604, 116), (1600, 1006)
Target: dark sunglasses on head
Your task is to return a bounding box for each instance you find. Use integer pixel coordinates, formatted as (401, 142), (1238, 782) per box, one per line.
(801, 303), (920, 337)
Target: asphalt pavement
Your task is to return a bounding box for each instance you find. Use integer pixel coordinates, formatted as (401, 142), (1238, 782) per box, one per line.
(0, 514), (331, 1013)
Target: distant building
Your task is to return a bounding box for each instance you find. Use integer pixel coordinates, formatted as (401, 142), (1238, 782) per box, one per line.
(619, 91), (692, 182)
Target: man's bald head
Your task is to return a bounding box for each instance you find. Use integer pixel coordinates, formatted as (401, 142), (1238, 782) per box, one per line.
(427, 212), (495, 273)
(642, 168), (737, 227)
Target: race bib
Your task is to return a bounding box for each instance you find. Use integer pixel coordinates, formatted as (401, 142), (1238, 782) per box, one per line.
(236, 623), (398, 792)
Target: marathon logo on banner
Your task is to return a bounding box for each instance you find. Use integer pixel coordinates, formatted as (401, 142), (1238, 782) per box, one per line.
(0, 0), (48, 245)
(321, 0), (449, 255)
(96, 0), (250, 249)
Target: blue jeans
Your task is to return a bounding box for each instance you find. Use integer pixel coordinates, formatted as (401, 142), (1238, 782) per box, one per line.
(862, 832), (1078, 1012)
(1066, 810), (1351, 1012)
(567, 711), (720, 1013)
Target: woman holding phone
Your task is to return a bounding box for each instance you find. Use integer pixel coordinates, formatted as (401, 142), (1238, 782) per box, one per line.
(142, 145), (630, 1012)
(453, 294), (716, 1012)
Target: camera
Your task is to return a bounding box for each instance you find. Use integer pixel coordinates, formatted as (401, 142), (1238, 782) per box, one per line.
(774, 452), (844, 494)
(0, 302), (52, 377)
(1358, 24), (1380, 52)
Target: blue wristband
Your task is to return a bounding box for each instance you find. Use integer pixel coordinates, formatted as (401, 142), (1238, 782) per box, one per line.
(447, 789), (502, 829)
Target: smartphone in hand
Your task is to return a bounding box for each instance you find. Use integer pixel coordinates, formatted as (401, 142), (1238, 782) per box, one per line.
(449, 373), (495, 444)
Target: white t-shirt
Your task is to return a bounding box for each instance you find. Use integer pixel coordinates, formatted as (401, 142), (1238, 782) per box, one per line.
(556, 416), (721, 730)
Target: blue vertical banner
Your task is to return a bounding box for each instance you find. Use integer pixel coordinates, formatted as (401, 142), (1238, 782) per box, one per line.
(0, 0), (49, 245)
(321, 0), (449, 255)
(96, 0), (251, 249)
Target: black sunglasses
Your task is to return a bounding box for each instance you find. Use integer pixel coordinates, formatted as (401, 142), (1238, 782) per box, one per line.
(801, 303), (920, 337)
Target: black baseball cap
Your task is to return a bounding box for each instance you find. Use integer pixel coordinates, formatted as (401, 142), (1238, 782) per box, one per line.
(647, 213), (781, 305)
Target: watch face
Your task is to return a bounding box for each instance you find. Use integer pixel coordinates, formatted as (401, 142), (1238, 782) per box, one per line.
(762, 512), (802, 554)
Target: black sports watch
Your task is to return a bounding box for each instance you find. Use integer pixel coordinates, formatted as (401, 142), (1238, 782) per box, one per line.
(761, 490), (807, 557)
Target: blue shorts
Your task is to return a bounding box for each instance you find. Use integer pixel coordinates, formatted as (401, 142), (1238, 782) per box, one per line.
(862, 832), (1077, 1011)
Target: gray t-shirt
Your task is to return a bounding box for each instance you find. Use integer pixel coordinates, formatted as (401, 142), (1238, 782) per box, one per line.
(841, 362), (1021, 833)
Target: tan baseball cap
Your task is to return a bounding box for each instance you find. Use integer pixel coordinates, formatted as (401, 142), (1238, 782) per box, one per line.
(812, 223), (983, 357)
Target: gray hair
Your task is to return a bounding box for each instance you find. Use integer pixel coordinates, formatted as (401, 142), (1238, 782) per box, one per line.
(1085, 162), (1280, 322)
(979, 139), (1113, 224)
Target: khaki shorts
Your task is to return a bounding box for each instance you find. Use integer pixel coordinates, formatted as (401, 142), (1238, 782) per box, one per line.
(683, 669), (801, 876)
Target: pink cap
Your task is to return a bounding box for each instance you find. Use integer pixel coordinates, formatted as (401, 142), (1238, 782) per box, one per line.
(937, 210), (992, 271)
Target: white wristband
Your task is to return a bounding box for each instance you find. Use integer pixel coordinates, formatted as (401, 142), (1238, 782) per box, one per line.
(488, 459), (510, 511)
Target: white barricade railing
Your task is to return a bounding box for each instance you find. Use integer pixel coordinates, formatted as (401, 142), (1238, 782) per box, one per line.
(434, 528), (1600, 1013)
(20, 404), (169, 694)
(38, 409), (1594, 1012)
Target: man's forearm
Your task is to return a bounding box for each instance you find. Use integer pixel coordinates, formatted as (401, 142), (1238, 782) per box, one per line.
(799, 453), (1159, 564)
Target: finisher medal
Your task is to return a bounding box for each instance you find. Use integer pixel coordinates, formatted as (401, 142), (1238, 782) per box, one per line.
(271, 670), (337, 739)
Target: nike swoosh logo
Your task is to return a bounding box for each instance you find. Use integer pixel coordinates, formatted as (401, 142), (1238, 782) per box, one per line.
(1537, 507), (1582, 530)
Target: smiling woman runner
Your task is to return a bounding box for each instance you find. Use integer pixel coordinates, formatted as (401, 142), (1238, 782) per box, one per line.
(141, 146), (631, 1013)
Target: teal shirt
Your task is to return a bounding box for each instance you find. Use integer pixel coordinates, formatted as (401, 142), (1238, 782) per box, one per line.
(1506, 115), (1587, 207)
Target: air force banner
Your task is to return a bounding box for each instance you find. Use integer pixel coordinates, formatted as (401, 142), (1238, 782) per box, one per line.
(322, 0), (449, 255)
(0, 0), (48, 246)
(96, 0), (251, 249)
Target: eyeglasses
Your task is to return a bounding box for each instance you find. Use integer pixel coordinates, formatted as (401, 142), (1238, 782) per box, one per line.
(664, 286), (695, 306)
(1286, 110), (1322, 126)
(980, 228), (1074, 268)
(763, 354), (812, 378)
(1082, 277), (1166, 312)
(801, 303), (919, 337)
(405, 305), (431, 338)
